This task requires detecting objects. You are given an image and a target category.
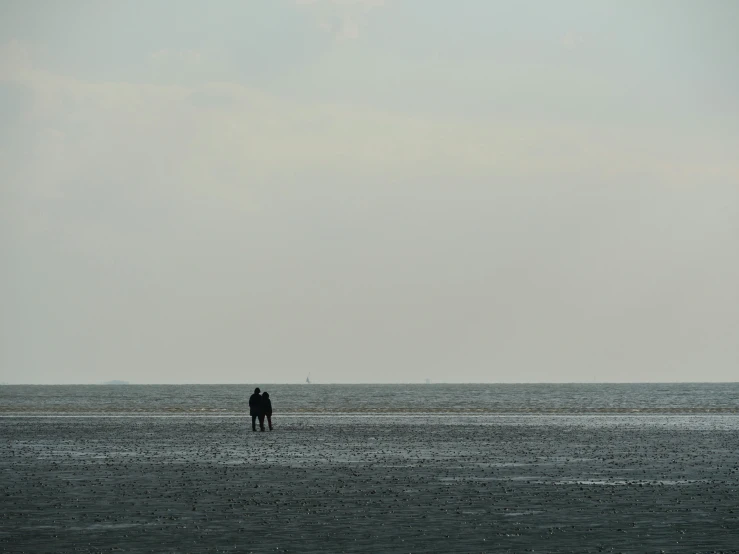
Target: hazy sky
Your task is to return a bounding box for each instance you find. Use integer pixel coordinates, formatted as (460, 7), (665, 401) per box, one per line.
(1, 1), (738, 384)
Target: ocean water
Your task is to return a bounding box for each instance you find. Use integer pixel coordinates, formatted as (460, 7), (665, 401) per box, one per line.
(1, 382), (737, 414)
(3, 383), (739, 552)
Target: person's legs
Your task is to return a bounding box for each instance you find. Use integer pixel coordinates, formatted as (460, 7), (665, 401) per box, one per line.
(266, 414), (273, 431)
(251, 414), (258, 432)
(258, 414), (265, 431)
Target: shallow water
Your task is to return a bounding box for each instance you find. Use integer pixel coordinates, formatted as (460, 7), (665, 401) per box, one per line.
(3, 385), (738, 551)
(2, 383), (738, 414)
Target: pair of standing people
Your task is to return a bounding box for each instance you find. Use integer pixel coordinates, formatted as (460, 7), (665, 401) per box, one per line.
(249, 387), (273, 432)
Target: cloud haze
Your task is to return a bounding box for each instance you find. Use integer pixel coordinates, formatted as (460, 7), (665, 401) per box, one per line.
(1, 1), (737, 383)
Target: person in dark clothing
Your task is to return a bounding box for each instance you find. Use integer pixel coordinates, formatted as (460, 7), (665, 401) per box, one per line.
(249, 387), (264, 432)
(262, 392), (273, 431)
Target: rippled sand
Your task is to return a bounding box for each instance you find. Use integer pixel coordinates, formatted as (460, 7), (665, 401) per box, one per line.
(2, 415), (738, 552)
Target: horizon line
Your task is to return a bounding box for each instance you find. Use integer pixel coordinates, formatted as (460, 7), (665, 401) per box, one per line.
(2, 381), (738, 386)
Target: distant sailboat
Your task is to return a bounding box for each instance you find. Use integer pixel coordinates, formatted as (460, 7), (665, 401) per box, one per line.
(305, 373), (311, 384)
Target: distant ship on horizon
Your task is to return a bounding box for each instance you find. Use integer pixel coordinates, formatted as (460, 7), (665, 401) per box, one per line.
(305, 373), (311, 384)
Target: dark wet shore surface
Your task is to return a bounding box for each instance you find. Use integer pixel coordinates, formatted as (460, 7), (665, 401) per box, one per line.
(2, 416), (738, 553)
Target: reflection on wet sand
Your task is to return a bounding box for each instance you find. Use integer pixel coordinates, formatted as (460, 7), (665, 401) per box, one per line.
(2, 415), (738, 552)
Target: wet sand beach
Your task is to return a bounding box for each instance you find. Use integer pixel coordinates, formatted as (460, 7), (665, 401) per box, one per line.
(2, 415), (738, 553)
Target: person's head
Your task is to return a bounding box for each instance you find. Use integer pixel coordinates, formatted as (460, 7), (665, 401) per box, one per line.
(254, 387), (260, 394)
(262, 392), (269, 399)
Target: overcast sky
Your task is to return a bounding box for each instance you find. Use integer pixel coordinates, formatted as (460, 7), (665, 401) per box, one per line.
(1, 0), (737, 384)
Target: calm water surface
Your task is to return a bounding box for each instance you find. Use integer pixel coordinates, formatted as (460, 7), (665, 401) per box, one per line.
(1, 383), (737, 414)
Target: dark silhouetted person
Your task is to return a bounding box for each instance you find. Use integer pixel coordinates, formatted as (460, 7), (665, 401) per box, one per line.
(249, 387), (264, 432)
(262, 392), (273, 431)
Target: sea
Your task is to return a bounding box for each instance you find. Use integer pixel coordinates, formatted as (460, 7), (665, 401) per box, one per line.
(2, 382), (738, 415)
(3, 382), (739, 552)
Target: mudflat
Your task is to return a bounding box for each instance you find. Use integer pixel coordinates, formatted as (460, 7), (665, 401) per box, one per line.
(2, 415), (738, 553)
